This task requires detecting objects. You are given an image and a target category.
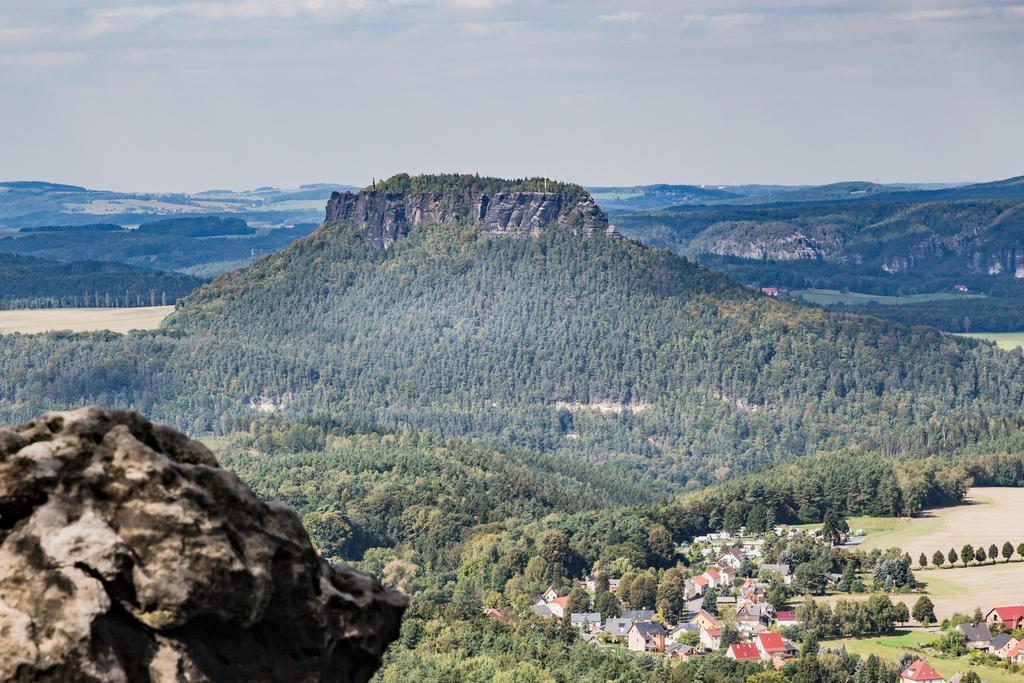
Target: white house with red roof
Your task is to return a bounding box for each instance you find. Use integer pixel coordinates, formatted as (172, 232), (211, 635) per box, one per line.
(542, 586), (559, 602)
(699, 627), (722, 651)
(775, 610), (799, 627)
(726, 642), (762, 662)
(754, 632), (797, 660)
(987, 606), (1024, 630)
(702, 568), (722, 589)
(546, 596), (570, 619)
(900, 659), (944, 683)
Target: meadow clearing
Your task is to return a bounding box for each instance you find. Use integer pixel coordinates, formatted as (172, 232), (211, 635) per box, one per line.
(0, 306), (174, 334)
(792, 289), (982, 306)
(958, 332), (1024, 351)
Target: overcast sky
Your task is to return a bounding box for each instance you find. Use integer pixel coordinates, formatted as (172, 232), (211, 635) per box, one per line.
(1, 1), (1022, 191)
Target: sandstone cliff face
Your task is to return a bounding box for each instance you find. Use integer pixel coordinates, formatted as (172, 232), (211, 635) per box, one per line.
(325, 189), (610, 248)
(0, 407), (406, 683)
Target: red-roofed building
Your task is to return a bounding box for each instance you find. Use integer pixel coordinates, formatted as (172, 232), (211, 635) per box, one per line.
(761, 287), (779, 297)
(1009, 642), (1024, 665)
(776, 610), (799, 627)
(755, 632), (795, 659)
(900, 659), (944, 683)
(987, 606), (1024, 630)
(547, 596), (570, 619)
(483, 608), (504, 619)
(726, 642), (762, 662)
(700, 627), (722, 651)
(703, 568), (721, 588)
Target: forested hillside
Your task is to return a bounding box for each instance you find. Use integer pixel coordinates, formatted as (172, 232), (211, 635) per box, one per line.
(3, 179), (1024, 486)
(0, 217), (318, 276)
(0, 253), (204, 308)
(612, 178), (1024, 310)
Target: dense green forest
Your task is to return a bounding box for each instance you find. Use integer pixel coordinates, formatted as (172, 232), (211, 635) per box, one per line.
(4, 204), (1024, 484)
(0, 217), (317, 275)
(0, 253), (204, 309)
(836, 298), (1024, 333)
(371, 173), (589, 200)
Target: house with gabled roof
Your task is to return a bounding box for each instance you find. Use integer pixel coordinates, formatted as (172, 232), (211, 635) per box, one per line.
(726, 642), (762, 662)
(957, 622), (992, 649)
(547, 596), (569, 619)
(691, 575), (709, 596)
(775, 610), (799, 628)
(1009, 641), (1024, 664)
(900, 659), (944, 683)
(758, 563), (792, 584)
(755, 632), (797, 660)
(542, 586), (559, 602)
(530, 601), (554, 619)
(736, 602), (771, 627)
(987, 606), (1024, 630)
(570, 612), (602, 633)
(690, 609), (719, 632)
(991, 633), (1019, 658)
(700, 626), (722, 651)
(604, 617), (633, 640)
(628, 621), (667, 653)
(703, 568), (722, 589)
(718, 547), (745, 569)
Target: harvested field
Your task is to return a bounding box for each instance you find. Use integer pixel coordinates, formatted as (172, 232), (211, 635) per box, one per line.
(0, 306), (173, 334)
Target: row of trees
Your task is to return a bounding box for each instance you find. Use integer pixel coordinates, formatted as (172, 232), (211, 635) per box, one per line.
(918, 542), (1024, 568)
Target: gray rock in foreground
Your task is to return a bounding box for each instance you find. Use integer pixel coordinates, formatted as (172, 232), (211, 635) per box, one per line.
(0, 407), (406, 682)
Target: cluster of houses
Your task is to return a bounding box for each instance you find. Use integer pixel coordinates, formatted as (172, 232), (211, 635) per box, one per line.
(516, 544), (802, 666)
(897, 605), (1024, 683)
(955, 605), (1024, 663)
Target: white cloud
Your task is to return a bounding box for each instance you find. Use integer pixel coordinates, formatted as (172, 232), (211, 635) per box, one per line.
(598, 11), (642, 23)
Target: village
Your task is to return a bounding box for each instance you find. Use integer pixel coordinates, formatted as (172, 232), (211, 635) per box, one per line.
(485, 522), (1024, 682)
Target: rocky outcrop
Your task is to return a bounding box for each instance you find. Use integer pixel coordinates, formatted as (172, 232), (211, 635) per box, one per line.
(0, 407), (406, 682)
(325, 189), (610, 248)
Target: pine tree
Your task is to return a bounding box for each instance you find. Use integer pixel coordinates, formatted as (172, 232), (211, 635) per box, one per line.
(932, 550), (945, 567)
(948, 548), (958, 565)
(1003, 541), (1014, 562)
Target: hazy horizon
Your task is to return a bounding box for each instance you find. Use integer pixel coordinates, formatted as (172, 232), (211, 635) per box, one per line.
(2, 1), (1022, 191)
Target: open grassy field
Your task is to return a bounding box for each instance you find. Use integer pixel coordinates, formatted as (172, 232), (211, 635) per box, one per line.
(824, 632), (1021, 683)
(793, 288), (983, 306)
(0, 306), (173, 334)
(957, 332), (1024, 351)
(855, 488), (1024, 558)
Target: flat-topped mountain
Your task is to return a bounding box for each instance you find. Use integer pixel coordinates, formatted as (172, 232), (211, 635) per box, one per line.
(325, 173), (609, 248)
(4, 173), (1024, 486)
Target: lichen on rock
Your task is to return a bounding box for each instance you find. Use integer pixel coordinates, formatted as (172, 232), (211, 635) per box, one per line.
(0, 407), (406, 682)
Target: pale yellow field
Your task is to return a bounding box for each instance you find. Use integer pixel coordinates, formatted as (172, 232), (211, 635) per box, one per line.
(855, 487), (1024, 558)
(0, 307), (173, 334)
